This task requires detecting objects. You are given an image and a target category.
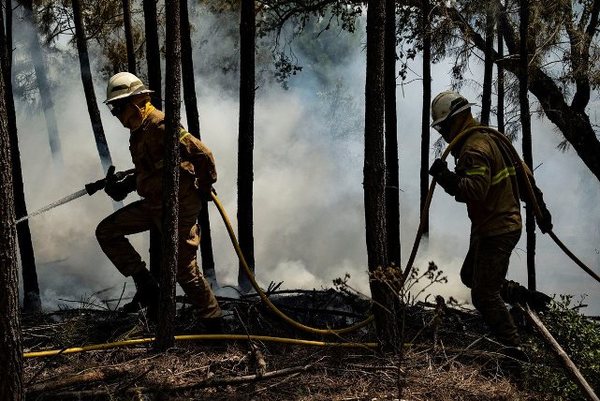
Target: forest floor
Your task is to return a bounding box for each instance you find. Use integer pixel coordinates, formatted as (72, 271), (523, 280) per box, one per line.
(21, 287), (598, 400)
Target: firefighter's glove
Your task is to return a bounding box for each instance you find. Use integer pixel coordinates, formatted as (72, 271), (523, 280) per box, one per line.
(429, 159), (459, 196)
(105, 174), (136, 202)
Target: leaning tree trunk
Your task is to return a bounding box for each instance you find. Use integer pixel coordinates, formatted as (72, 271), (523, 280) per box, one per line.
(384, 0), (400, 268)
(71, 0), (113, 173)
(365, 0), (397, 347)
(519, 0), (536, 291)
(180, 0), (217, 285)
(122, 0), (136, 74)
(453, 7), (600, 183)
(1, 0), (41, 312)
(238, 0), (256, 293)
(143, 0), (163, 286)
(420, 0), (431, 237)
(19, 0), (62, 162)
(481, 4), (494, 125)
(155, 0), (181, 352)
(0, 39), (23, 401)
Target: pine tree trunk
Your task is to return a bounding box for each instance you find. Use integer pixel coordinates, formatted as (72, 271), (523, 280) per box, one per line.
(384, 0), (400, 268)
(122, 0), (136, 74)
(2, 0), (41, 312)
(180, 0), (216, 285)
(497, 18), (505, 133)
(19, 0), (62, 162)
(155, 0), (181, 352)
(143, 0), (163, 286)
(71, 0), (113, 173)
(519, 0), (536, 291)
(0, 27), (24, 399)
(420, 0), (431, 237)
(238, 0), (256, 293)
(143, 0), (162, 110)
(365, 0), (396, 347)
(481, 6), (494, 125)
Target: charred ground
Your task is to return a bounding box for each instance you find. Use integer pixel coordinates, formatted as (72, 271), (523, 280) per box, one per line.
(22, 288), (600, 401)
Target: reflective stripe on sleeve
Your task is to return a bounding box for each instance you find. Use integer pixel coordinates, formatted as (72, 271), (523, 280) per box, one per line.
(465, 166), (488, 176)
(491, 167), (516, 185)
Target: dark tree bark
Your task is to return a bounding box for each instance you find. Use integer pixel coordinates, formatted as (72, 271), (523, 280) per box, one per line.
(71, 0), (113, 173)
(519, 0), (536, 291)
(155, 0), (181, 352)
(143, 0), (163, 285)
(0, 30), (23, 399)
(481, 5), (494, 125)
(497, 18), (505, 133)
(2, 0), (41, 312)
(143, 0), (162, 110)
(384, 0), (400, 267)
(420, 0), (431, 237)
(365, 0), (397, 346)
(122, 0), (136, 74)
(19, 0), (62, 162)
(180, 0), (216, 284)
(238, 0), (256, 293)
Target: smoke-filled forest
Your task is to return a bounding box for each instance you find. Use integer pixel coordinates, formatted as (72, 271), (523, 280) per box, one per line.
(0, 0), (599, 400)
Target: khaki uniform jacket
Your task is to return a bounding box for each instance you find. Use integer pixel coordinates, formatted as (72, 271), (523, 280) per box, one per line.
(129, 107), (217, 204)
(451, 120), (522, 236)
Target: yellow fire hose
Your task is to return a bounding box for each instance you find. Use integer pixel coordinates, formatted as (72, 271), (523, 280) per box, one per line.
(24, 126), (598, 359)
(210, 193), (374, 335)
(23, 335), (378, 358)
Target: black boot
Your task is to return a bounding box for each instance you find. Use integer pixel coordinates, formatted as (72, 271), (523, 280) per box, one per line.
(121, 269), (159, 317)
(502, 280), (552, 312)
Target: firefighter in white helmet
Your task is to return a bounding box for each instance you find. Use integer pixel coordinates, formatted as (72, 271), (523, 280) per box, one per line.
(95, 72), (222, 331)
(428, 90), (552, 355)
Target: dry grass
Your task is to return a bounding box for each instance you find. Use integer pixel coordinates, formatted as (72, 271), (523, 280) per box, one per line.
(22, 291), (552, 400)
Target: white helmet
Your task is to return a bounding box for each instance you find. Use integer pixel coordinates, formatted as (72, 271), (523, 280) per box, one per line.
(104, 72), (153, 104)
(431, 91), (475, 129)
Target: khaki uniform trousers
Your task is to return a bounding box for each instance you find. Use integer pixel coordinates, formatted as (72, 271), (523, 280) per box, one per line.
(96, 192), (221, 319)
(460, 230), (521, 346)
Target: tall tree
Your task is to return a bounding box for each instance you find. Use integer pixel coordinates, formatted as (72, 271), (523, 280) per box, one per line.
(497, 17), (505, 133)
(180, 0), (217, 284)
(0, 23), (23, 398)
(122, 0), (136, 74)
(480, 3), (494, 125)
(420, 0), (431, 237)
(19, 0), (62, 162)
(143, 0), (163, 285)
(384, 0), (400, 267)
(365, 0), (397, 345)
(155, 0), (181, 351)
(71, 0), (113, 173)
(238, 0), (256, 293)
(519, 0), (536, 290)
(3, 0), (41, 312)
(143, 0), (162, 109)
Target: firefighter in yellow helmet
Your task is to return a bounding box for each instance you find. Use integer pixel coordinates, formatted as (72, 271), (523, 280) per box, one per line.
(95, 72), (222, 329)
(428, 91), (552, 353)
